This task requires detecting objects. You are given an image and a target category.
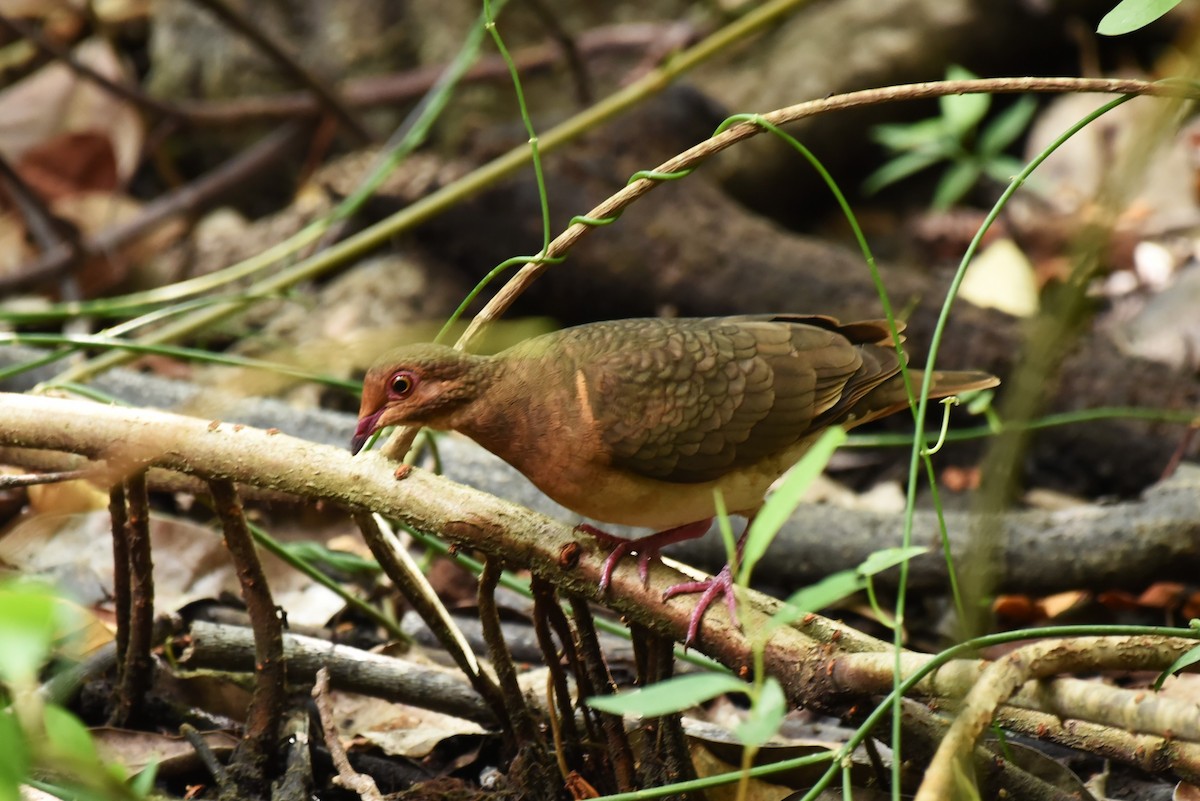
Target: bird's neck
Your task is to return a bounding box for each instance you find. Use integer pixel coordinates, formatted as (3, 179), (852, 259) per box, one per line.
(451, 357), (578, 476)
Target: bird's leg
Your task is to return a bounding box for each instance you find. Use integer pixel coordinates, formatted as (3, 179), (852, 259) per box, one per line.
(578, 519), (713, 592)
(662, 518), (754, 646)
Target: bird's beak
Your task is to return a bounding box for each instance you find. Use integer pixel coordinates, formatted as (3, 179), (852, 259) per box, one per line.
(350, 408), (384, 454)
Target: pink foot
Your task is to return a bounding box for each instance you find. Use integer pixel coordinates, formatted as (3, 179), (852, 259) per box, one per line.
(663, 564), (740, 646)
(577, 520), (712, 592)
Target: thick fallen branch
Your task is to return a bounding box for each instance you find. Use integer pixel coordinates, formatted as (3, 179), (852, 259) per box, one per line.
(836, 648), (1200, 743)
(916, 636), (1194, 801)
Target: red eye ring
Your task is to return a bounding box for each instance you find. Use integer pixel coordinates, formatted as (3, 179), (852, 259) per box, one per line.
(389, 371), (417, 398)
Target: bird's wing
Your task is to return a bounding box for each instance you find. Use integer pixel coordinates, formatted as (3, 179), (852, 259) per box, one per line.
(574, 316), (901, 484)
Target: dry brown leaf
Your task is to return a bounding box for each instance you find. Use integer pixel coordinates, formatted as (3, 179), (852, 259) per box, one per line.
(1137, 582), (1187, 609)
(15, 130), (118, 201)
(0, 37), (142, 180)
(92, 727), (238, 777)
(993, 594), (1045, 624)
(1096, 589), (1141, 612)
(330, 690), (486, 758)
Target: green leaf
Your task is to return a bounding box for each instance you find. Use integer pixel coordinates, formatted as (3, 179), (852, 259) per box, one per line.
(1153, 644), (1200, 690)
(940, 66), (990, 137)
(0, 583), (65, 684)
(0, 713), (30, 801)
(43, 705), (100, 766)
(863, 149), (946, 195)
(978, 96), (1038, 156)
(739, 427), (847, 585)
(1098, 0), (1181, 35)
(857, 546), (929, 577)
(964, 388), (995, 415)
(586, 673), (749, 717)
(279, 541), (381, 575)
(932, 160), (982, 210)
(770, 547), (930, 631)
(735, 678), (787, 747)
(770, 570), (865, 630)
(872, 118), (949, 151)
(129, 762), (158, 799)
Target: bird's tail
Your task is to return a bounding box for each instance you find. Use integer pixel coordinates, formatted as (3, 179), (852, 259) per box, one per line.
(844, 370), (999, 429)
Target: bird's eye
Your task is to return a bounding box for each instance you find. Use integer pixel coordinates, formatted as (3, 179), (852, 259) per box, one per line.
(389, 371), (417, 397)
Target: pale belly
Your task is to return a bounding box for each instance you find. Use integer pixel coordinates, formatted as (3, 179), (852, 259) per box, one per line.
(521, 436), (823, 531)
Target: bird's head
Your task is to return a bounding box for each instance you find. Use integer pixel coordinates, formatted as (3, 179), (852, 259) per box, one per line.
(351, 344), (490, 454)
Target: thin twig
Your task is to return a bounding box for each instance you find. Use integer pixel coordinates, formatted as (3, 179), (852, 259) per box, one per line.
(107, 484), (130, 668)
(188, 0), (371, 143)
(630, 623), (700, 795)
(352, 511), (508, 722)
(208, 479), (286, 795)
(110, 470), (154, 727)
(530, 577), (581, 772)
(540, 583), (591, 712)
(478, 557), (540, 745)
(0, 468), (91, 488)
(180, 723), (229, 788)
(568, 593), (638, 793)
(1161, 422), (1198, 480)
(311, 667), (384, 801)
(175, 23), (690, 125)
(178, 620), (495, 725)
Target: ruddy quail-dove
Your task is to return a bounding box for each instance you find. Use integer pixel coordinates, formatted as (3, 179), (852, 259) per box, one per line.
(353, 315), (998, 644)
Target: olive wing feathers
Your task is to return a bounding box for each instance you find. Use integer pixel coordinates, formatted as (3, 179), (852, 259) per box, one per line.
(568, 316), (903, 484)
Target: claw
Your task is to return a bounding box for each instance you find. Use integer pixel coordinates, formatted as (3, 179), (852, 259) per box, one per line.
(663, 564), (740, 646)
(581, 519), (712, 593)
(580, 518), (737, 645)
(637, 551), (654, 584)
(598, 540), (634, 592)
